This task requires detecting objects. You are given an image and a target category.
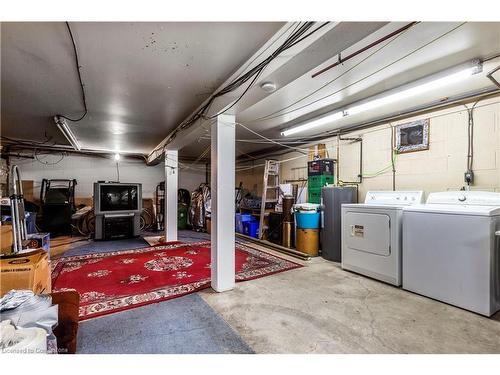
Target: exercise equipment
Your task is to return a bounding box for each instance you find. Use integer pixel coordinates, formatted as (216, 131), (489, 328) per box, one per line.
(40, 179), (77, 236)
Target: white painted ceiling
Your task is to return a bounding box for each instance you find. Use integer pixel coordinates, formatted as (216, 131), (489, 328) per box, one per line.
(2, 21), (500, 161)
(1, 22), (283, 153)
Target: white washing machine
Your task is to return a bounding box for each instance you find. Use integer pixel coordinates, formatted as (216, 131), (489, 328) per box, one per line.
(341, 191), (424, 286)
(402, 191), (500, 317)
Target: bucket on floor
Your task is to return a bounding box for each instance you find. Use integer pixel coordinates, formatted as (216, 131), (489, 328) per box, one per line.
(293, 203), (321, 229)
(294, 212), (320, 229)
(243, 220), (259, 238)
(296, 228), (320, 256)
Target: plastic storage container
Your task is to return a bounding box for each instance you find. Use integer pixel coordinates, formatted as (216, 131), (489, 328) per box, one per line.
(294, 203), (321, 229)
(235, 213), (253, 233)
(295, 212), (321, 229)
(307, 159), (335, 176)
(308, 188), (322, 204)
(308, 175), (334, 189)
(243, 220), (260, 238)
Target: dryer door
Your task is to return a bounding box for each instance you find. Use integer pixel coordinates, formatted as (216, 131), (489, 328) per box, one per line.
(344, 212), (391, 256)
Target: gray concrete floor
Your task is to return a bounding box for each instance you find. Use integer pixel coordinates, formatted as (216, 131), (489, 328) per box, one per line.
(198, 243), (500, 354)
(77, 294), (253, 354)
(63, 231), (500, 353)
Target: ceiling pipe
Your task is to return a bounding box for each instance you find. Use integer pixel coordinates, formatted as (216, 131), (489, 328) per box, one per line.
(311, 22), (418, 79)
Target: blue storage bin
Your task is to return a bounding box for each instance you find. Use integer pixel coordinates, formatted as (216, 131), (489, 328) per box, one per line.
(236, 213), (253, 233)
(243, 220), (259, 238)
(295, 211), (321, 229)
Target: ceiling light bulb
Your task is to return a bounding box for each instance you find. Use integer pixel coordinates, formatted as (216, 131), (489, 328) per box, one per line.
(114, 153), (121, 161)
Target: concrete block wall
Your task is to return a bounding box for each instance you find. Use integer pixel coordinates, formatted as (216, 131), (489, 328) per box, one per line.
(236, 96), (500, 201)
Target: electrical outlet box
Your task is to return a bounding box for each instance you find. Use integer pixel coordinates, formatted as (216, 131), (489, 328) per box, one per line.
(464, 170), (474, 185)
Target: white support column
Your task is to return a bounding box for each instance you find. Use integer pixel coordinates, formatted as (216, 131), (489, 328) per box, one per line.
(164, 149), (178, 242)
(211, 113), (235, 292)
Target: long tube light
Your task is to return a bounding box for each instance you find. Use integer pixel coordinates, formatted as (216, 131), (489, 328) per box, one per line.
(53, 115), (82, 150)
(281, 61), (482, 136)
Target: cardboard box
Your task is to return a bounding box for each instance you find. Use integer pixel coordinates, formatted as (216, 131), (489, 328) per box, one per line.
(1, 222), (13, 255)
(21, 180), (34, 202)
(0, 249), (51, 296)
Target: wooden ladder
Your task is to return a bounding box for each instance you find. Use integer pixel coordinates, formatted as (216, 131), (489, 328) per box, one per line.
(259, 159), (280, 239)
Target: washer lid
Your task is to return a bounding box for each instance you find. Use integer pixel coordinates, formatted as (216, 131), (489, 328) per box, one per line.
(363, 191), (424, 205)
(404, 191), (500, 216)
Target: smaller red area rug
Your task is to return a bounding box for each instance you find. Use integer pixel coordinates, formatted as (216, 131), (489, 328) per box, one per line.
(51, 241), (302, 320)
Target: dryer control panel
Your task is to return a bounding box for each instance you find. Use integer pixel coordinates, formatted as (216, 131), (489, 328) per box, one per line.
(426, 191), (500, 206)
(364, 191), (424, 205)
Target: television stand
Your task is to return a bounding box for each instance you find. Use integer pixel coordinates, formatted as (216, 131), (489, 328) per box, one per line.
(95, 212), (141, 240)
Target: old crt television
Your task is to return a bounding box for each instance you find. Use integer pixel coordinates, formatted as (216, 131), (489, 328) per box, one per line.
(93, 182), (142, 215)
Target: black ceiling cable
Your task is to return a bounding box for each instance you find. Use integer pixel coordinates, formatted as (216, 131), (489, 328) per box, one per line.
(207, 22), (332, 120)
(153, 22), (330, 154)
(207, 64), (265, 120)
(57, 22), (88, 122)
(180, 27), (306, 126)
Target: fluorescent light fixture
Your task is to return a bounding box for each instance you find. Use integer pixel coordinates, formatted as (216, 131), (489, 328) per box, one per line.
(347, 67), (477, 116)
(281, 61), (482, 137)
(114, 153), (121, 161)
(53, 116), (82, 150)
(281, 111), (344, 136)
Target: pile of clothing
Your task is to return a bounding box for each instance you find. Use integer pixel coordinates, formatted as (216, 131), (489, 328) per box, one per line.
(0, 290), (58, 354)
(189, 183), (211, 230)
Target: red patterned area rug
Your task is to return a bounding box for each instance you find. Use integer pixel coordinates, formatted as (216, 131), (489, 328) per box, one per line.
(51, 241), (302, 320)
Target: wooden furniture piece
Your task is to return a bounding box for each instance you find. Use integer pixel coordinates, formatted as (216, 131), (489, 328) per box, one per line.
(51, 290), (80, 354)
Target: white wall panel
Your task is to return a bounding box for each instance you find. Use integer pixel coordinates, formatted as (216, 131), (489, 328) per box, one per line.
(10, 153), (205, 200)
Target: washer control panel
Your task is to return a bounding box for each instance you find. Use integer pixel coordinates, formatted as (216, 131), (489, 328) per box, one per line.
(426, 191), (500, 206)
